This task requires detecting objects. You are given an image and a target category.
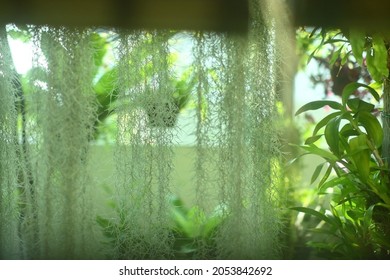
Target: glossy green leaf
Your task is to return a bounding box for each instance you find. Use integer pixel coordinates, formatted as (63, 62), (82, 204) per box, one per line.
(325, 116), (342, 156)
(305, 134), (323, 145)
(313, 111), (342, 136)
(295, 101), (343, 116)
(341, 82), (380, 106)
(349, 30), (366, 65)
(357, 111), (383, 147)
(346, 98), (375, 113)
(340, 123), (359, 138)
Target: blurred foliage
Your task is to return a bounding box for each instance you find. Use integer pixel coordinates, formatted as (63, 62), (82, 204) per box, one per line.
(296, 28), (387, 101)
(96, 195), (223, 259)
(8, 25), (196, 140)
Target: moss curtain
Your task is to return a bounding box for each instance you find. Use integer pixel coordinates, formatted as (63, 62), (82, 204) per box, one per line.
(0, 0), (293, 259)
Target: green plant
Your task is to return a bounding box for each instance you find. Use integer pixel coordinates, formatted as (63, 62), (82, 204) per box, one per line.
(169, 195), (223, 259)
(292, 82), (390, 259)
(96, 194), (223, 259)
(142, 70), (196, 127)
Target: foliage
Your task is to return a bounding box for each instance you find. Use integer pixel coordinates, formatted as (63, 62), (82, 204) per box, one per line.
(96, 195), (223, 259)
(293, 25), (390, 259)
(10, 26), (195, 137)
(296, 28), (388, 99)
(293, 81), (390, 258)
(3, 0), (288, 259)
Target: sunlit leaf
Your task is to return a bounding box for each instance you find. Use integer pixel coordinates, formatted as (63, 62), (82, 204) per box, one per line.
(305, 134), (323, 145)
(291, 207), (338, 227)
(349, 29), (366, 65)
(94, 67), (118, 95)
(90, 32), (108, 68)
(8, 30), (31, 43)
(366, 35), (389, 83)
(295, 101), (343, 116)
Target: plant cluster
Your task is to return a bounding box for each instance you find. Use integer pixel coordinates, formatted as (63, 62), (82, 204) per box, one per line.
(97, 195), (223, 259)
(293, 28), (390, 259)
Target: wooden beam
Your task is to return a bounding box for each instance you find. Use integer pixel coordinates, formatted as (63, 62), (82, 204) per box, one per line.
(292, 0), (390, 29)
(0, 0), (248, 32)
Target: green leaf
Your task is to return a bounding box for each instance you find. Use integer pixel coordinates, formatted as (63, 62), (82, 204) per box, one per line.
(318, 164), (333, 187)
(329, 204), (343, 226)
(363, 205), (375, 230)
(346, 98), (375, 113)
(299, 144), (338, 162)
(8, 30), (32, 43)
(349, 135), (371, 182)
(94, 67), (118, 95)
(295, 101), (343, 116)
(340, 123), (359, 138)
(372, 35), (389, 77)
(171, 206), (195, 237)
(318, 176), (352, 194)
(341, 82), (380, 106)
(313, 111), (342, 136)
(329, 45), (344, 66)
(307, 35), (325, 65)
(357, 111), (383, 147)
(311, 162), (325, 184)
(340, 50), (350, 65)
(324, 116), (342, 156)
(284, 151), (310, 168)
(305, 134), (323, 145)
(291, 207), (338, 227)
(366, 35), (389, 82)
(90, 32), (108, 69)
(349, 29), (366, 65)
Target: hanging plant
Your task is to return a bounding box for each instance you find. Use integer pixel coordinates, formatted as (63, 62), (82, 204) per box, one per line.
(143, 72), (194, 127)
